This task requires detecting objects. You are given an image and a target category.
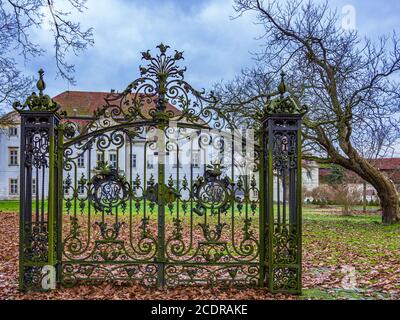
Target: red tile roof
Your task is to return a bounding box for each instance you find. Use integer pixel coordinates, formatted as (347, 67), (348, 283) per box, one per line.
(319, 158), (400, 183)
(370, 158), (400, 171)
(52, 91), (181, 118)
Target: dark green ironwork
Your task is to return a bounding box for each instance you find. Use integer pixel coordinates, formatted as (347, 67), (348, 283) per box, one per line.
(16, 47), (306, 294)
(15, 70), (61, 291)
(13, 69), (61, 113)
(262, 72), (307, 294)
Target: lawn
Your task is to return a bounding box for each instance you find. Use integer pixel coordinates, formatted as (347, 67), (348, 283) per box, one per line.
(0, 203), (399, 300)
(301, 207), (400, 300)
(0, 201), (20, 213)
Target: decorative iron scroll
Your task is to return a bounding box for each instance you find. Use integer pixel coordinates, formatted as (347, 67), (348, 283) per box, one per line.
(263, 73), (304, 294)
(89, 165), (130, 213)
(165, 265), (259, 287)
(146, 183), (180, 204)
(63, 43), (235, 144)
(61, 263), (158, 287)
(18, 111), (59, 291)
(264, 72), (308, 116)
(192, 162), (233, 217)
(13, 69), (61, 113)
(16, 45), (306, 294)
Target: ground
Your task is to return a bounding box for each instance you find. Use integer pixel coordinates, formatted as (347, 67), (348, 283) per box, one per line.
(0, 204), (399, 300)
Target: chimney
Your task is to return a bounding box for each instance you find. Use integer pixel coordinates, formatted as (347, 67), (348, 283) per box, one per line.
(73, 108), (78, 117)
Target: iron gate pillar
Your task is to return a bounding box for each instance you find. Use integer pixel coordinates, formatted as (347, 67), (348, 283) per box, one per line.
(262, 72), (307, 294)
(156, 120), (167, 286)
(14, 70), (62, 291)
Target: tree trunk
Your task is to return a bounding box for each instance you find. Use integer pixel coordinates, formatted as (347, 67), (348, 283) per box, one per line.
(363, 181), (367, 214)
(335, 156), (400, 225)
(379, 188), (399, 224)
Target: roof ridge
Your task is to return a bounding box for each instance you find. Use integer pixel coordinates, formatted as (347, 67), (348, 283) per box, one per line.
(53, 90), (110, 97)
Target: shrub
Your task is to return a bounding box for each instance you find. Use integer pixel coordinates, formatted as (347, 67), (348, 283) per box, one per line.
(308, 185), (335, 207)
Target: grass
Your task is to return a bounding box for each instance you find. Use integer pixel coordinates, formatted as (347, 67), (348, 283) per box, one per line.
(301, 206), (400, 300)
(0, 200), (381, 215)
(0, 200), (20, 213)
(1, 200), (399, 300)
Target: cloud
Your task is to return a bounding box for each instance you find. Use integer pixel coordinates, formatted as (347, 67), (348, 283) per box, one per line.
(13, 0), (400, 100)
(19, 0), (262, 99)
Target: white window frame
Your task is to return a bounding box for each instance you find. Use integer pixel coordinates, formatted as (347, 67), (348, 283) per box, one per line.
(97, 152), (104, 167)
(9, 148), (18, 166)
(192, 150), (200, 168)
(32, 178), (36, 195)
(9, 127), (18, 137)
(78, 185), (85, 195)
(131, 154), (137, 168)
(77, 154), (85, 168)
(9, 178), (18, 195)
(109, 153), (117, 169)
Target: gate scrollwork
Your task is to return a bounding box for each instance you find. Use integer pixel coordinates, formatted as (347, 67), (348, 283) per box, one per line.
(15, 45), (304, 294)
(89, 165), (130, 214)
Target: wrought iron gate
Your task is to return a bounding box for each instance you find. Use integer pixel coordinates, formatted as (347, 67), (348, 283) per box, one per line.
(16, 44), (306, 294)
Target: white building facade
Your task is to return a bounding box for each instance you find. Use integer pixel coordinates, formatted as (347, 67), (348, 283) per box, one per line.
(0, 91), (320, 201)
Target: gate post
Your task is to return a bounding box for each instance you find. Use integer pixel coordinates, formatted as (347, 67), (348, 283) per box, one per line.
(262, 72), (307, 294)
(156, 119), (166, 287)
(154, 79), (170, 287)
(14, 70), (62, 291)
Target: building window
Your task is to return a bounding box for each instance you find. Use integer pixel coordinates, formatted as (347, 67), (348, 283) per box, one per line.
(192, 151), (200, 168)
(9, 179), (18, 195)
(109, 153), (117, 169)
(131, 154), (137, 168)
(9, 127), (17, 136)
(78, 185), (85, 195)
(97, 152), (104, 167)
(32, 178), (36, 195)
(9, 148), (18, 166)
(77, 154), (85, 168)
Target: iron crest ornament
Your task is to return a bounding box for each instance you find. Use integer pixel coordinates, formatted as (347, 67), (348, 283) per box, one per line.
(13, 69), (61, 113)
(192, 162), (233, 216)
(89, 163), (130, 214)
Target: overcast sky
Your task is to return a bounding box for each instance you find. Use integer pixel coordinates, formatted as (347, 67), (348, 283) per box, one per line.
(18, 0), (399, 99)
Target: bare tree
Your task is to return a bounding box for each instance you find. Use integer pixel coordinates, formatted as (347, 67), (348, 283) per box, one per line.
(0, 0), (94, 115)
(216, 0), (400, 224)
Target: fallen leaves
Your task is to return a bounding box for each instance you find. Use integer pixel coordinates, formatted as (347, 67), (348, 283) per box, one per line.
(0, 210), (399, 300)
(302, 211), (400, 299)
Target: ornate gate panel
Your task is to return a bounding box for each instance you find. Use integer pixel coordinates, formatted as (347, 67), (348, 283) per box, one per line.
(56, 45), (262, 287)
(16, 44), (305, 294)
(60, 124), (160, 286)
(162, 126), (261, 287)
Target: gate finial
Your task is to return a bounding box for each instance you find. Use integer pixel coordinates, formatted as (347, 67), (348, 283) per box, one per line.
(12, 69), (61, 113)
(264, 71), (308, 116)
(37, 68), (46, 96)
(278, 71), (287, 96)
